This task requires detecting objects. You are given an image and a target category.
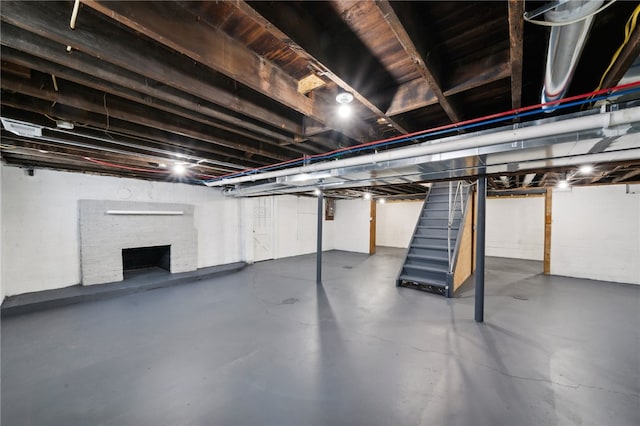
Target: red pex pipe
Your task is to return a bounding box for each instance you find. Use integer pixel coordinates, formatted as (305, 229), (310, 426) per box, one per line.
(212, 80), (640, 180)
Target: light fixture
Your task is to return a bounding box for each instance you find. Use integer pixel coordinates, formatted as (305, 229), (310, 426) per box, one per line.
(378, 198), (386, 204)
(172, 163), (186, 175)
(336, 91), (354, 104)
(336, 91), (353, 119)
(363, 192), (371, 200)
(579, 164), (593, 174)
(557, 179), (569, 189)
(38, 149), (49, 154)
(55, 120), (74, 130)
(159, 163), (167, 168)
(314, 188), (321, 196)
(337, 104), (352, 118)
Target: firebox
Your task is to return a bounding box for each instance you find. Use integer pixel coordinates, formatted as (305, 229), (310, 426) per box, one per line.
(122, 245), (171, 272)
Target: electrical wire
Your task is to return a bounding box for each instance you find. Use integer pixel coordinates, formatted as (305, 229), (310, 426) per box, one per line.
(524, 0), (618, 27)
(203, 81), (640, 185)
(594, 3), (640, 92)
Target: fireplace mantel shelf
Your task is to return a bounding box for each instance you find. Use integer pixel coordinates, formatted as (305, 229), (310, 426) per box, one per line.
(105, 210), (184, 216)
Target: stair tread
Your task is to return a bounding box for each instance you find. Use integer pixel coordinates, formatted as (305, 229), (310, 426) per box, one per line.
(407, 253), (448, 262)
(416, 225), (459, 230)
(411, 243), (448, 250)
(399, 274), (447, 287)
(413, 235), (449, 240)
(404, 263), (449, 273)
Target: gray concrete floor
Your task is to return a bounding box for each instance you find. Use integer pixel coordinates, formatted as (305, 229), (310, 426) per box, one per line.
(2, 247), (639, 426)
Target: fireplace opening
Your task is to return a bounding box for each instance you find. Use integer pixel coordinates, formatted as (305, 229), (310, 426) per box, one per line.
(122, 245), (171, 273)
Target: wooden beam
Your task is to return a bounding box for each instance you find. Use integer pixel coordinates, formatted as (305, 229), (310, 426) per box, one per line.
(0, 3), (302, 134)
(373, 1), (461, 123)
(81, 0), (314, 118)
(1, 59), (30, 78)
(387, 79), (438, 117)
(233, 0), (408, 134)
(590, 166), (622, 184)
(601, 15), (640, 89)
(612, 168), (640, 183)
(1, 135), (237, 176)
(81, 0), (373, 142)
(508, 0), (524, 109)
(0, 46), (320, 158)
(544, 187), (552, 274)
(387, 54), (510, 117)
(1, 75), (291, 162)
(1, 102), (268, 168)
(445, 52), (511, 97)
(539, 172), (551, 187)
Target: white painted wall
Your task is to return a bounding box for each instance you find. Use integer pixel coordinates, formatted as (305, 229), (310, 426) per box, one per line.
(376, 200), (423, 248)
(332, 199), (370, 253)
(273, 195), (334, 259)
(1, 165), (243, 296)
(551, 185), (640, 285)
(486, 196), (545, 261)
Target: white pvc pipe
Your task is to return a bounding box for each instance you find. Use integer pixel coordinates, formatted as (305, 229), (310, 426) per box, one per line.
(70, 0), (81, 29)
(206, 106), (640, 187)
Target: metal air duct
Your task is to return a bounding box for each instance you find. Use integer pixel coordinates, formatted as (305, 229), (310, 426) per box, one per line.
(542, 0), (605, 106)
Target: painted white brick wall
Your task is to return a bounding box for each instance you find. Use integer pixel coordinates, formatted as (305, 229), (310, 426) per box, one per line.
(1, 166), (243, 296)
(376, 201), (423, 248)
(486, 196), (545, 261)
(551, 185), (640, 285)
(273, 195), (334, 259)
(332, 199), (370, 253)
(79, 200), (197, 285)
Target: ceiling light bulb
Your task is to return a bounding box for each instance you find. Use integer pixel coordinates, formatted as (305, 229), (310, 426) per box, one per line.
(173, 163), (186, 175)
(363, 193), (371, 200)
(579, 165), (593, 174)
(338, 104), (352, 118)
(557, 179), (569, 189)
(314, 188), (321, 196)
(378, 198), (386, 204)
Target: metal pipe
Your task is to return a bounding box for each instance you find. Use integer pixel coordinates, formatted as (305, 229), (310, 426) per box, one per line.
(206, 106), (639, 187)
(542, 0), (604, 105)
(316, 191), (323, 284)
(475, 176), (487, 323)
(448, 181), (452, 271)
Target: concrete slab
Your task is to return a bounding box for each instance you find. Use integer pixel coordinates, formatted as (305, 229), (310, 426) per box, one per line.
(1, 261), (246, 317)
(1, 248), (638, 425)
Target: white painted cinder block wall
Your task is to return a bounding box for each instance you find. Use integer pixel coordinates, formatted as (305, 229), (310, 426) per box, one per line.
(551, 185), (640, 285)
(376, 201), (422, 248)
(273, 195), (334, 259)
(1, 165), (244, 297)
(486, 197), (545, 261)
(332, 199), (370, 253)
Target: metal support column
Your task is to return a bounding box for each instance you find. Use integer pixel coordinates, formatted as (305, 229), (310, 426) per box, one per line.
(316, 191), (323, 284)
(475, 176), (487, 322)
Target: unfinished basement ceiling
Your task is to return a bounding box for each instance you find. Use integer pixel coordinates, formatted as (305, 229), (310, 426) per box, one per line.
(1, 1), (639, 196)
